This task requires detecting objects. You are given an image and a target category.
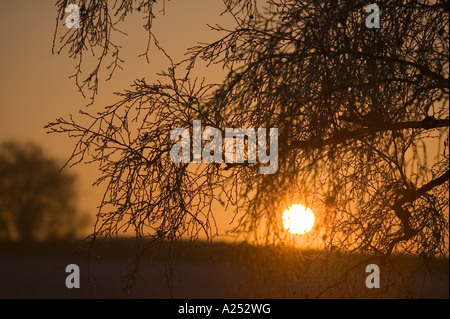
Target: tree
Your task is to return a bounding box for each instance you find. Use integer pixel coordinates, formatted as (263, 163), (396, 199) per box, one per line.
(0, 141), (87, 242)
(48, 0), (449, 297)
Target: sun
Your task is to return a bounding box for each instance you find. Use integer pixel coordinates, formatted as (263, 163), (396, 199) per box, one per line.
(282, 204), (315, 235)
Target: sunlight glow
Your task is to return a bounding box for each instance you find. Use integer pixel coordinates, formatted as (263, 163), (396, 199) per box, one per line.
(282, 204), (315, 235)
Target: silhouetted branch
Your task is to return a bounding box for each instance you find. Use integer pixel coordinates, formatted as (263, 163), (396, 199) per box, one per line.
(291, 118), (449, 150)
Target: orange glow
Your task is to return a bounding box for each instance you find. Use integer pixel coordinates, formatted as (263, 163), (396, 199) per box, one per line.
(282, 204), (315, 235)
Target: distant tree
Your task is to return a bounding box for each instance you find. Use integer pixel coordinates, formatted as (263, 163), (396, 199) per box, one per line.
(0, 141), (87, 242)
(49, 0), (448, 297)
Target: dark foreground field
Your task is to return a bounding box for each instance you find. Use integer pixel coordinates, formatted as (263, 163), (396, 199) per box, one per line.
(0, 239), (448, 299)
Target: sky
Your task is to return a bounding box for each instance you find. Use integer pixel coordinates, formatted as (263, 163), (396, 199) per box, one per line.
(0, 0), (237, 239)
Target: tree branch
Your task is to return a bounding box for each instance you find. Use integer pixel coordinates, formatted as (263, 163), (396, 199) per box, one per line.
(291, 118), (449, 150)
(393, 169), (450, 210)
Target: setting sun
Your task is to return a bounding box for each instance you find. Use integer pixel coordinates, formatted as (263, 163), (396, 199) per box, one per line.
(282, 204), (315, 235)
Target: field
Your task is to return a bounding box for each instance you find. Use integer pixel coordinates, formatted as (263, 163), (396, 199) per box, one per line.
(1, 239), (448, 299)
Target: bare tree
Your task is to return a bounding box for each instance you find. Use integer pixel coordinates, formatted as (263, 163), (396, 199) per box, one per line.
(49, 0), (448, 297)
(0, 141), (88, 242)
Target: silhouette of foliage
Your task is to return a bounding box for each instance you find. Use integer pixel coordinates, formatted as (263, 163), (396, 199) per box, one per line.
(49, 0), (449, 297)
(0, 141), (88, 242)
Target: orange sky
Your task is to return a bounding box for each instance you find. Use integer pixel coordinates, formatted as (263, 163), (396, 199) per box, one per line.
(0, 0), (237, 239)
(2, 1), (444, 247)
